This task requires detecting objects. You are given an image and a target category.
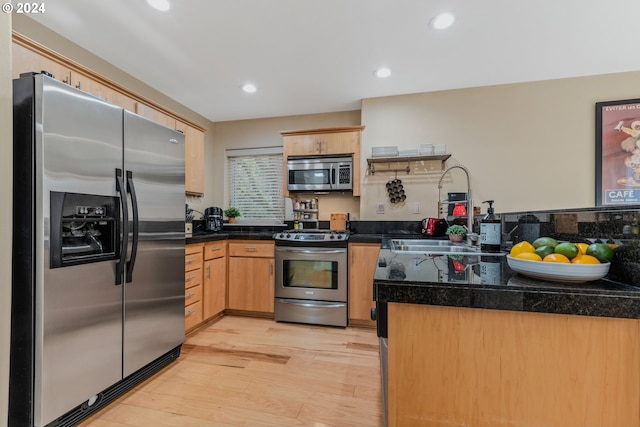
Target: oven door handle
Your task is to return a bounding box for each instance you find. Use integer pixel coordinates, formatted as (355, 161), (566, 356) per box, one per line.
(278, 299), (346, 309)
(276, 248), (346, 255)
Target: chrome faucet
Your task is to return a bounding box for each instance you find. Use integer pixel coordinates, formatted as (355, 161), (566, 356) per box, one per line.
(437, 164), (477, 246)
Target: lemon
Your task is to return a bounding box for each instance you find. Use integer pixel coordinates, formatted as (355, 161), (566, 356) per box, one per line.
(571, 254), (601, 264)
(543, 253), (570, 263)
(532, 237), (558, 249)
(586, 243), (614, 263)
(554, 242), (579, 259)
(576, 243), (589, 256)
(513, 252), (542, 261)
(510, 241), (535, 257)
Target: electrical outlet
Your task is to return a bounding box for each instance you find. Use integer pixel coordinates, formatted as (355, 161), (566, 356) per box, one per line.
(377, 202), (385, 214)
(412, 202), (420, 214)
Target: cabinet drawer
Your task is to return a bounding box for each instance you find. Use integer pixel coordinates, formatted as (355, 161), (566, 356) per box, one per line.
(185, 251), (203, 272)
(185, 283), (202, 306)
(229, 241), (274, 258)
(185, 301), (203, 331)
(204, 240), (227, 260)
(185, 268), (202, 289)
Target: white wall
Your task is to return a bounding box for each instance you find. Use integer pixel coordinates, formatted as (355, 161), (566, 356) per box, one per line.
(360, 72), (640, 220)
(1, 9), (12, 427)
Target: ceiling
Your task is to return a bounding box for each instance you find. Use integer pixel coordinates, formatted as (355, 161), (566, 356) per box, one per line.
(28, 0), (640, 123)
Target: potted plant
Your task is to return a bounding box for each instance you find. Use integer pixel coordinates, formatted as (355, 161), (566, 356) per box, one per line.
(445, 224), (467, 242)
(224, 207), (241, 224)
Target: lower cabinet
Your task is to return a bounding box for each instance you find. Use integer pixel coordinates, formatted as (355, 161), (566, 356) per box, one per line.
(228, 240), (275, 313)
(348, 243), (380, 325)
(203, 240), (227, 320)
(184, 243), (204, 331)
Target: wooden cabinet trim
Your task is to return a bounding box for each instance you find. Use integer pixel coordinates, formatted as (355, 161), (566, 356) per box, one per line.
(12, 31), (207, 133)
(280, 126), (365, 136)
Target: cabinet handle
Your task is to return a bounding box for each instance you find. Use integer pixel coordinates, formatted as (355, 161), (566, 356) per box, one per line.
(244, 247), (257, 252)
(270, 261), (273, 276)
(185, 259), (196, 264)
(186, 292), (195, 298)
(62, 73), (70, 85)
(185, 275), (196, 281)
(209, 247), (221, 251)
(185, 309), (194, 317)
(75, 81), (82, 90)
(207, 265), (211, 279)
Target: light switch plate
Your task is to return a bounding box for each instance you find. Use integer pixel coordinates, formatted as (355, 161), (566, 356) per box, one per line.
(413, 202), (420, 214)
(377, 202), (384, 214)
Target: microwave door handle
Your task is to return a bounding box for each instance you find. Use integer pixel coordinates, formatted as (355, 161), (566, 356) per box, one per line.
(329, 164), (334, 190)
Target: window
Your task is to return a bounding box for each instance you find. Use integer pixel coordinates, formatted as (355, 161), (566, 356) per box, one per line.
(226, 147), (284, 222)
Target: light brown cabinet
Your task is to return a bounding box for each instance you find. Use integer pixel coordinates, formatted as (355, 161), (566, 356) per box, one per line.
(176, 121), (205, 196)
(12, 32), (207, 196)
(184, 243), (204, 332)
(388, 303), (640, 427)
(203, 240), (227, 320)
(227, 241), (275, 313)
(348, 243), (379, 326)
(281, 126), (364, 197)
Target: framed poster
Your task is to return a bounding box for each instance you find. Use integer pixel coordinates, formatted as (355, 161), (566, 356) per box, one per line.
(595, 98), (640, 205)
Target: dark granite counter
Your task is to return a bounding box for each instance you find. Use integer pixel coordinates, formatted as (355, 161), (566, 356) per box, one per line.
(374, 237), (640, 319)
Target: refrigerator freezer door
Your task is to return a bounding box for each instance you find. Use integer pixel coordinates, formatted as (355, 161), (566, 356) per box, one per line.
(122, 111), (185, 376)
(36, 76), (124, 425)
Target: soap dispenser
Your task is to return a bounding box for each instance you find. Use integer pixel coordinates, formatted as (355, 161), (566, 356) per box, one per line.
(480, 200), (501, 253)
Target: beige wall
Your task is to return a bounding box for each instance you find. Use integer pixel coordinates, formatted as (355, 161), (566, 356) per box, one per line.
(1, 9), (11, 427)
(360, 72), (640, 220)
(210, 111), (361, 220)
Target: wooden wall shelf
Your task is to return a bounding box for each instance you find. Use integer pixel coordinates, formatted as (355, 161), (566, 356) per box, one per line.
(366, 154), (451, 174)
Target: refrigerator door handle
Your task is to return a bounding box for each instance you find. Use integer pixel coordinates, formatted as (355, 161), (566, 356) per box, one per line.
(125, 170), (139, 283)
(115, 168), (129, 285)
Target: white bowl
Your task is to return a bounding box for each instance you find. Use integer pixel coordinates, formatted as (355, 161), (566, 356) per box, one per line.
(506, 255), (610, 283)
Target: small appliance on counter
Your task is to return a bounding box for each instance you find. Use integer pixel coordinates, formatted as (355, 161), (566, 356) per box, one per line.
(204, 207), (223, 231)
(422, 217), (447, 236)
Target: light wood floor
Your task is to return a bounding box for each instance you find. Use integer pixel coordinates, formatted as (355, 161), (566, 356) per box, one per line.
(79, 316), (383, 427)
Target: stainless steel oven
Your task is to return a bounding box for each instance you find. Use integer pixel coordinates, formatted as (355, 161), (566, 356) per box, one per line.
(274, 230), (349, 327)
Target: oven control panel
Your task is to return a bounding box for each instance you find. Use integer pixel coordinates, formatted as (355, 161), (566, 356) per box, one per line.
(274, 230), (349, 242)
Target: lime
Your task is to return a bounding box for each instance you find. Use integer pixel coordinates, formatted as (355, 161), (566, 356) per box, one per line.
(534, 245), (554, 259)
(586, 243), (614, 263)
(554, 242), (579, 259)
(532, 237), (559, 249)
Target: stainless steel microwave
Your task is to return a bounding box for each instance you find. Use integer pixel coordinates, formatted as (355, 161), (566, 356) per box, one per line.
(287, 155), (353, 192)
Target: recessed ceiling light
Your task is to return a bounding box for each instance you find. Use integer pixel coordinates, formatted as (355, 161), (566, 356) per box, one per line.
(147, 0), (171, 12)
(242, 83), (257, 94)
(430, 12), (455, 30)
(375, 67), (392, 79)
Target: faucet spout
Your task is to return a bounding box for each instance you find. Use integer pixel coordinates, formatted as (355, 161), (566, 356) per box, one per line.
(438, 164), (475, 245)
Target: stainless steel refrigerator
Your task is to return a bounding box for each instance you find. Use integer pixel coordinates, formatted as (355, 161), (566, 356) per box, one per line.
(10, 73), (185, 427)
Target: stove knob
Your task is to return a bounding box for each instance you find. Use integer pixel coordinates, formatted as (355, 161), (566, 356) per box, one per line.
(278, 233), (284, 238)
(336, 234), (343, 239)
(330, 234), (335, 239)
(285, 234), (291, 238)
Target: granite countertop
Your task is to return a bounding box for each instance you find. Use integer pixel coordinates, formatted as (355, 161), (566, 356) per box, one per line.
(374, 238), (640, 320)
(186, 230), (276, 244)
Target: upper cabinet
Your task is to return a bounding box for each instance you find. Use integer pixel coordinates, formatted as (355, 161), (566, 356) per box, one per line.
(175, 121), (205, 196)
(12, 32), (207, 197)
(280, 126), (365, 197)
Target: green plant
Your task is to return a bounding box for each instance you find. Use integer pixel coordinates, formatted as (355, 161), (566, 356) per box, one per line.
(224, 207), (241, 218)
(445, 224), (467, 236)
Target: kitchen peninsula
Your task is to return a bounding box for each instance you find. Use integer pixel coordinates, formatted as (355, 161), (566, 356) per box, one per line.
(374, 206), (640, 427)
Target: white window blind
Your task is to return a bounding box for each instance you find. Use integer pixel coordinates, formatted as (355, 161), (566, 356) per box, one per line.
(226, 147), (284, 222)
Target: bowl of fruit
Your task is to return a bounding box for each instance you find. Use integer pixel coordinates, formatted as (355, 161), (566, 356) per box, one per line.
(506, 237), (614, 283)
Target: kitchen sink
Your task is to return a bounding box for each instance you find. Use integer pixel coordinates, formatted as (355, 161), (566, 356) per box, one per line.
(389, 239), (506, 256)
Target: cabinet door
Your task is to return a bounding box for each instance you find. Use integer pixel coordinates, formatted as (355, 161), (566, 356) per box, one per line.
(203, 257), (226, 319)
(348, 243), (380, 323)
(283, 134), (322, 156)
(12, 42), (71, 83)
(228, 257), (274, 313)
(176, 121), (205, 196)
